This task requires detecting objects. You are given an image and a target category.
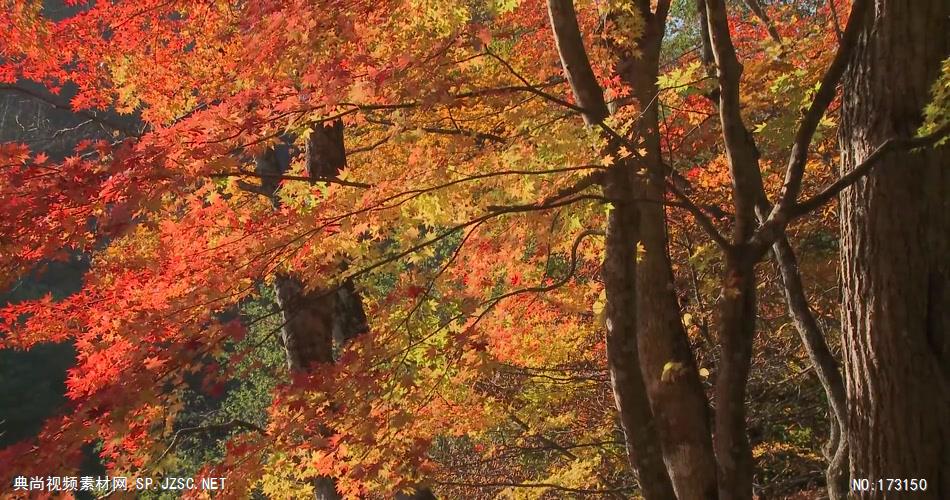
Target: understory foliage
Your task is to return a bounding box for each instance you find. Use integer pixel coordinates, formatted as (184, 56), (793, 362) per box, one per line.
(0, 0), (924, 498)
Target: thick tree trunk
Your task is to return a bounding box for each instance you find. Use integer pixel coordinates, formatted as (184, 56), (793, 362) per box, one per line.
(602, 166), (676, 500)
(616, 14), (718, 499)
(712, 253), (756, 500)
(313, 478), (342, 500)
(255, 126), (347, 500)
(545, 3), (677, 497)
(839, 1), (949, 497)
(274, 275), (336, 371)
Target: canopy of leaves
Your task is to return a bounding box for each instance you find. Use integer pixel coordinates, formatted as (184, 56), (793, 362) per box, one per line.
(0, 0), (863, 497)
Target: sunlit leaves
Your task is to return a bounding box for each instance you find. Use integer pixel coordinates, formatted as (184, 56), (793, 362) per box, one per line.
(0, 0), (855, 496)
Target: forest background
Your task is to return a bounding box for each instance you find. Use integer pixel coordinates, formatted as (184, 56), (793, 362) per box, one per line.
(0, 0), (947, 498)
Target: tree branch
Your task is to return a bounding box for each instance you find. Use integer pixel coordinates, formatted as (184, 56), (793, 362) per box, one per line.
(742, 0), (783, 45)
(768, 0), (870, 217)
(519, 170), (606, 209)
(790, 123), (950, 218)
(748, 123), (950, 251)
(434, 480), (634, 494)
(154, 418), (266, 465)
(364, 117), (506, 144)
(665, 179), (732, 250)
(0, 84), (141, 137)
(827, 0), (844, 42)
(545, 0), (609, 124)
(704, 0), (767, 241)
(208, 171), (372, 189)
(483, 49), (587, 116)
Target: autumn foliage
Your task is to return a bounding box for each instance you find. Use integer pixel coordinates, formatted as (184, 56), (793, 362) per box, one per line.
(1, 0), (941, 498)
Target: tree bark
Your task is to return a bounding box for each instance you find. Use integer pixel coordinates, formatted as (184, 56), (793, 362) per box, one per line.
(274, 275), (337, 371)
(258, 124), (434, 499)
(545, 2), (676, 497)
(771, 235), (848, 499)
(703, 1), (768, 496)
(602, 165), (676, 500)
(614, 9), (718, 499)
(712, 252), (756, 500)
(545, 0), (609, 125)
(839, 1), (950, 497)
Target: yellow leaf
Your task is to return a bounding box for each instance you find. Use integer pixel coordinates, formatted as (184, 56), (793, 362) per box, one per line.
(661, 361), (684, 383)
(592, 289), (606, 315)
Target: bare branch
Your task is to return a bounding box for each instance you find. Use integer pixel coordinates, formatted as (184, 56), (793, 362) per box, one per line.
(483, 49), (587, 116)
(790, 124), (950, 218)
(208, 171), (372, 189)
(365, 117), (506, 144)
(154, 419), (266, 465)
(665, 179), (732, 250)
(516, 170), (606, 208)
(742, 0), (783, 45)
(0, 84), (141, 137)
(451, 78), (566, 99)
(749, 123), (950, 250)
(486, 194), (607, 214)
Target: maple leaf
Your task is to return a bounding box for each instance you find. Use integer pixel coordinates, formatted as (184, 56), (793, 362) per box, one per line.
(0, 1), (878, 496)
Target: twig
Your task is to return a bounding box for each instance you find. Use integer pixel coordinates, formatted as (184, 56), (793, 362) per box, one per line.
(154, 418), (267, 465)
(0, 84), (141, 137)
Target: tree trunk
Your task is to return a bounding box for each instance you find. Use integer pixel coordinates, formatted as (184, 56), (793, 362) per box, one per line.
(771, 236), (848, 500)
(274, 275), (336, 371)
(602, 166), (676, 500)
(260, 124), (434, 499)
(545, 2), (676, 497)
(712, 253), (756, 500)
(615, 12), (718, 499)
(839, 1), (950, 497)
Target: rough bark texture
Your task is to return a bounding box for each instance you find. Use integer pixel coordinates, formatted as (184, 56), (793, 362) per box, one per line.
(274, 275), (337, 371)
(839, 1), (950, 497)
(545, 3), (677, 497)
(712, 253), (756, 500)
(255, 126), (346, 500)
(615, 10), (718, 499)
(602, 166), (676, 500)
(306, 119), (347, 178)
(255, 125), (366, 375)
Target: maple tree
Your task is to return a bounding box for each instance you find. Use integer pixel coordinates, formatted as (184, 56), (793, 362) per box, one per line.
(1, 0), (946, 498)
